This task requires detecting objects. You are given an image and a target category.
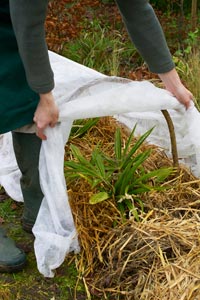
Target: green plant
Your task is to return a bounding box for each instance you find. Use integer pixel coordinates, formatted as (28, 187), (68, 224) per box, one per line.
(62, 23), (138, 76)
(65, 126), (173, 221)
(179, 29), (199, 55)
(69, 118), (99, 140)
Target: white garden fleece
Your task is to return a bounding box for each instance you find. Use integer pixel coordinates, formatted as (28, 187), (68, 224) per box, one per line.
(0, 51), (200, 277)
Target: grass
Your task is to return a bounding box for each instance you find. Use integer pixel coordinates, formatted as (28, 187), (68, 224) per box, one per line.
(0, 197), (86, 300)
(62, 22), (139, 77)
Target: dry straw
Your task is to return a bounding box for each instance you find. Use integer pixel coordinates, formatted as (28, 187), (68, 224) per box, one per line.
(66, 116), (200, 300)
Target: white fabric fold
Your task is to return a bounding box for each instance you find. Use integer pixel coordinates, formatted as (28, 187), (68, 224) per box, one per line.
(33, 121), (79, 277)
(0, 133), (22, 202)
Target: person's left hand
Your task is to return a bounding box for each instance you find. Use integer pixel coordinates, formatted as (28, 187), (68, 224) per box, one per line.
(33, 92), (59, 140)
(166, 82), (193, 110)
(159, 68), (193, 109)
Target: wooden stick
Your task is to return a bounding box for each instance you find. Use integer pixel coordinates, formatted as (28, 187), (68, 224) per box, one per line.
(161, 110), (179, 168)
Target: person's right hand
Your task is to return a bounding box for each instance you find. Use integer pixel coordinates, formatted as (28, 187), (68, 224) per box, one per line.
(33, 92), (59, 140)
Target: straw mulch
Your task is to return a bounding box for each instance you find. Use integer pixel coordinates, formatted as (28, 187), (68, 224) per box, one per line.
(65, 116), (200, 300)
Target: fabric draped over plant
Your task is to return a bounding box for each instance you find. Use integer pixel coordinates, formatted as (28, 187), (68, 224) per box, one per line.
(1, 51), (200, 277)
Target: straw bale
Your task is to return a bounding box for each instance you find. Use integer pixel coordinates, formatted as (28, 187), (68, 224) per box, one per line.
(66, 117), (200, 299)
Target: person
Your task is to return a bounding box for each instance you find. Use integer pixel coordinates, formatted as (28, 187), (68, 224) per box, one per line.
(0, 0), (193, 272)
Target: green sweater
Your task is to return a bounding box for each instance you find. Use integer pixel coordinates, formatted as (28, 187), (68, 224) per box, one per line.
(0, 0), (175, 133)
(10, 0), (174, 94)
(0, 1), (40, 133)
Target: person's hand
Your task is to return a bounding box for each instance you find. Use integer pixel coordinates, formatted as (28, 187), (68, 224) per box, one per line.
(159, 68), (193, 109)
(33, 92), (59, 140)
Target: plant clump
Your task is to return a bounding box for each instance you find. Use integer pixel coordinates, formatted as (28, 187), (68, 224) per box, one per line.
(66, 117), (200, 299)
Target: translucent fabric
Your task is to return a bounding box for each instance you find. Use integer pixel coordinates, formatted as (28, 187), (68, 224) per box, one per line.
(1, 51), (200, 277)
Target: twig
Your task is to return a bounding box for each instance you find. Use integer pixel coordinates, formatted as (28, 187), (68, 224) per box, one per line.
(161, 109), (179, 168)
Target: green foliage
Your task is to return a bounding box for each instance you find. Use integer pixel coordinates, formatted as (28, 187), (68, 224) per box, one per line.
(173, 29), (200, 107)
(100, 0), (196, 7)
(69, 118), (99, 140)
(0, 197), (85, 300)
(175, 29), (199, 56)
(62, 22), (138, 76)
(150, 0), (199, 12)
(65, 126), (173, 221)
(0, 198), (16, 221)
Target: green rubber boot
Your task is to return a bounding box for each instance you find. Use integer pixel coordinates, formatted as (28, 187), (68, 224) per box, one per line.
(12, 132), (43, 233)
(0, 228), (26, 272)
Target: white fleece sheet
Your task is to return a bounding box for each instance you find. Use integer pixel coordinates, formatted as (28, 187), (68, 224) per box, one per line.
(1, 51), (200, 277)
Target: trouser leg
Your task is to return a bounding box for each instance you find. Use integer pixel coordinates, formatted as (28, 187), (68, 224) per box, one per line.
(12, 132), (43, 232)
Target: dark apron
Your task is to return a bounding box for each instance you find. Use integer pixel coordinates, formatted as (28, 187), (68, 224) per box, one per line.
(0, 0), (39, 133)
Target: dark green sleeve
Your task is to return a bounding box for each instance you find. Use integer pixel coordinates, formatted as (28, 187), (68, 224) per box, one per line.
(9, 0), (54, 94)
(115, 0), (175, 73)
